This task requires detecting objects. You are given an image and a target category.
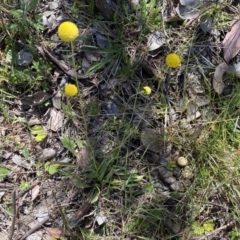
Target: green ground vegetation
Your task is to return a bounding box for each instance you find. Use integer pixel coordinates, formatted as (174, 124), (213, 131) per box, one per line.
(1, 0), (240, 239)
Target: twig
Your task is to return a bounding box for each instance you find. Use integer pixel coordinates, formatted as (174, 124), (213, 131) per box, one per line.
(40, 45), (89, 80)
(18, 216), (49, 240)
(69, 197), (91, 227)
(8, 190), (16, 240)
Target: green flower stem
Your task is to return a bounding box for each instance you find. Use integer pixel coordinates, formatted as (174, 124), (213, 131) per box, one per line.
(70, 41), (92, 153)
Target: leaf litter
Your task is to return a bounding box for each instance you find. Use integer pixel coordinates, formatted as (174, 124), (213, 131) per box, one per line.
(0, 0), (240, 239)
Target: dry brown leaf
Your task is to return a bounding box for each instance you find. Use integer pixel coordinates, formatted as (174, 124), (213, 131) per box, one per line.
(48, 227), (72, 238)
(76, 146), (91, 169)
(45, 108), (64, 132)
(31, 185), (40, 201)
(48, 228), (63, 238)
(141, 128), (163, 153)
(213, 62), (230, 94)
(222, 20), (240, 63)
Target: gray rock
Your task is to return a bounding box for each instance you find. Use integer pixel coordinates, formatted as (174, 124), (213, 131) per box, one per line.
(173, 166), (181, 177)
(38, 148), (56, 161)
(18, 50), (33, 66)
(158, 167), (173, 178)
(164, 176), (177, 184)
(95, 0), (116, 20)
(170, 182), (184, 192)
(165, 218), (181, 234)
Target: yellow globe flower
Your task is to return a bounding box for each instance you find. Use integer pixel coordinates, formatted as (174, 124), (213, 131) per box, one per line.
(165, 53), (181, 68)
(143, 86), (151, 95)
(64, 83), (78, 97)
(58, 21), (79, 42)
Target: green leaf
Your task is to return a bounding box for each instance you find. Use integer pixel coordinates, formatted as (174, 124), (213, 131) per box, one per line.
(192, 222), (205, 235)
(71, 176), (90, 189)
(89, 188), (100, 203)
(20, 180), (31, 191)
(203, 220), (214, 232)
(98, 160), (111, 181)
(44, 162), (60, 175)
(75, 138), (83, 149)
(0, 167), (10, 180)
(31, 125), (46, 142)
(22, 147), (30, 158)
(132, 174), (144, 181)
(5, 207), (14, 216)
(143, 183), (154, 192)
(61, 136), (76, 156)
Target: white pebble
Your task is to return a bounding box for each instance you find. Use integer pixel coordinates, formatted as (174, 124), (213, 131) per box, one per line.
(177, 157), (188, 167)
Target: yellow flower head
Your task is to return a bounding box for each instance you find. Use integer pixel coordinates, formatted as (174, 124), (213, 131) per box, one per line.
(165, 53), (181, 68)
(143, 86), (151, 95)
(58, 21), (79, 42)
(64, 83), (78, 97)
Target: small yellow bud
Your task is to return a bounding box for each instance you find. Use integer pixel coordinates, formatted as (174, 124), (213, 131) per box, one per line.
(143, 86), (151, 95)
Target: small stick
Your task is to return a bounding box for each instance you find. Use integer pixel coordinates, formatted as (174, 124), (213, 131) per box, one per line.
(18, 217), (49, 240)
(8, 190), (16, 240)
(69, 197), (91, 227)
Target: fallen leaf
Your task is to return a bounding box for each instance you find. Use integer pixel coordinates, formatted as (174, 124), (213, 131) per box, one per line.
(194, 95), (210, 107)
(0, 232), (9, 240)
(51, 91), (62, 109)
(175, 1), (200, 20)
(46, 108), (64, 132)
(213, 62), (230, 94)
(48, 228), (63, 238)
(19, 91), (51, 107)
(222, 20), (240, 63)
(76, 146), (90, 169)
(31, 185), (40, 201)
(199, 15), (213, 33)
(12, 154), (32, 169)
(26, 231), (42, 240)
(147, 30), (165, 51)
(141, 128), (163, 153)
(95, 32), (110, 48)
(187, 102), (198, 116)
(0, 167), (10, 180)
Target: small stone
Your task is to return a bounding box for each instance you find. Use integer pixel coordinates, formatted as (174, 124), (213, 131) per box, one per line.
(146, 152), (159, 164)
(158, 167), (173, 178)
(177, 157), (188, 167)
(165, 218), (181, 234)
(170, 182), (184, 192)
(18, 50), (33, 66)
(38, 148), (56, 161)
(95, 214), (107, 226)
(164, 176), (176, 184)
(173, 166), (181, 177)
